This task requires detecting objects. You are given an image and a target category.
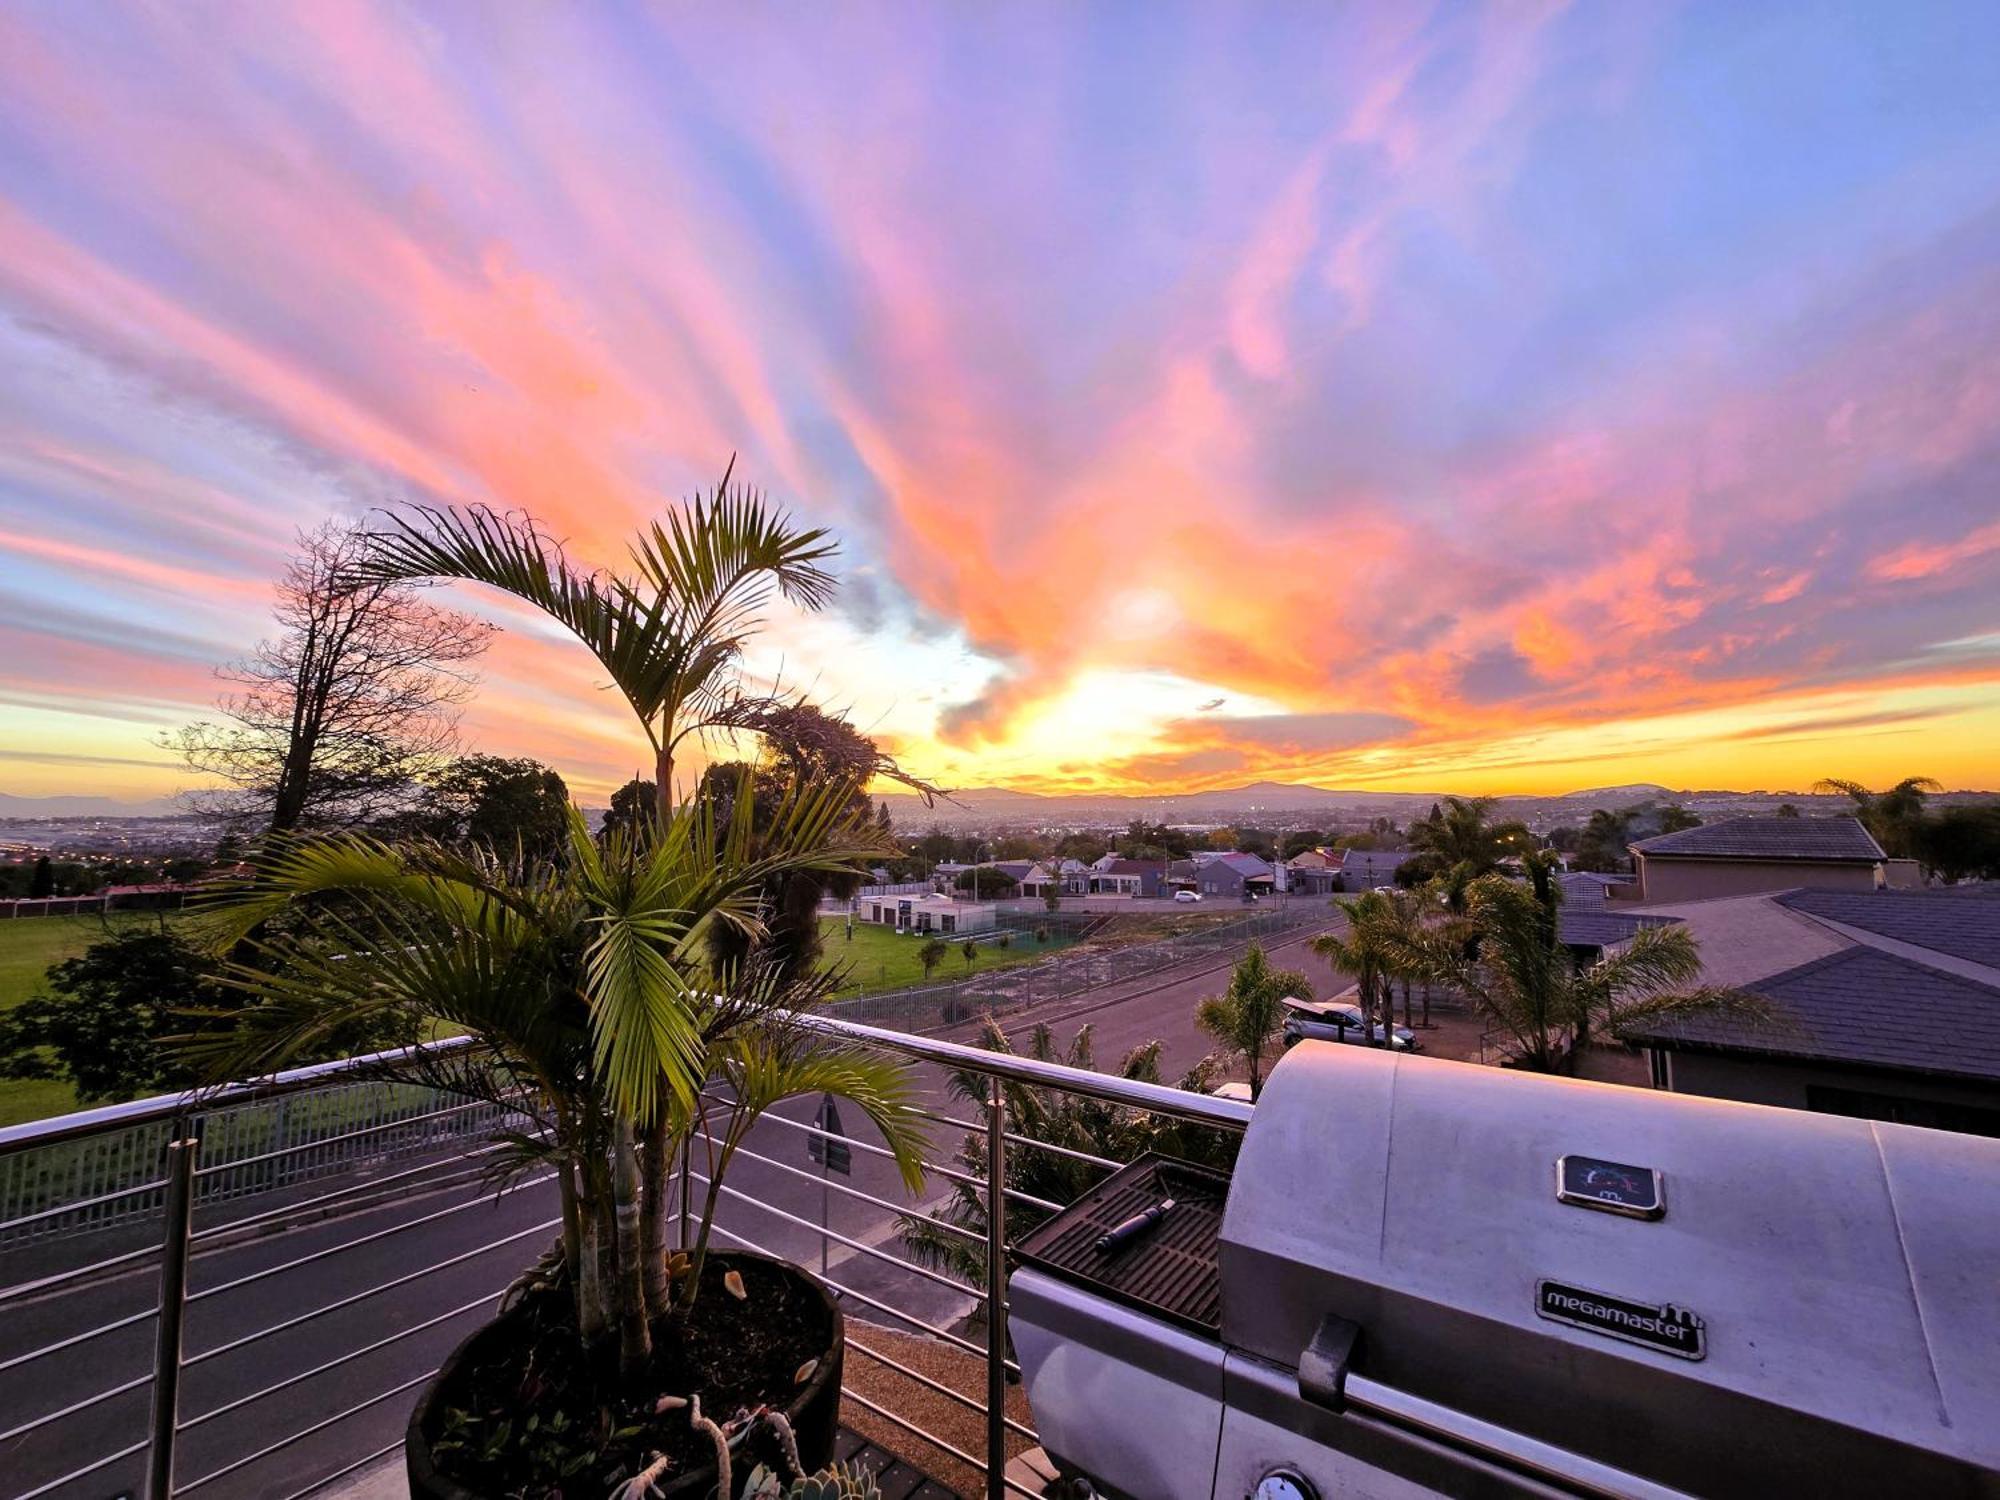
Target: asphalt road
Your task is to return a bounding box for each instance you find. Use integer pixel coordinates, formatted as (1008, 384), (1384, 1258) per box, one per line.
(0, 909), (1343, 1500)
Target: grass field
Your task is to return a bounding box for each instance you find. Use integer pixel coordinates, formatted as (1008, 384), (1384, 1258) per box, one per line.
(0, 912), (182, 1126)
(821, 916), (1072, 995)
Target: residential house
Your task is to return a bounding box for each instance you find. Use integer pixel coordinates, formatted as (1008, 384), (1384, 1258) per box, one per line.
(1556, 870), (1636, 909)
(1332, 848), (1416, 891)
(1168, 851), (1275, 899)
(1620, 885), (2000, 1136)
(1624, 816), (1885, 902)
(1285, 848), (1345, 896)
(1088, 858), (1167, 898)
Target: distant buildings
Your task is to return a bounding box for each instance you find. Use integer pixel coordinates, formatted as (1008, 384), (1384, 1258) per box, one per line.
(857, 893), (997, 935)
(1167, 850), (1275, 899)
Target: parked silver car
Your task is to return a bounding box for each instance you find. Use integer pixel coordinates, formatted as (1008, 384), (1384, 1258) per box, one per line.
(1281, 997), (1418, 1051)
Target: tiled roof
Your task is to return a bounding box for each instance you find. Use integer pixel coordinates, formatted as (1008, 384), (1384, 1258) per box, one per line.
(1557, 909), (1680, 950)
(1777, 888), (2000, 970)
(1102, 858), (1162, 875)
(1631, 815), (1884, 863)
(1623, 946), (2000, 1082)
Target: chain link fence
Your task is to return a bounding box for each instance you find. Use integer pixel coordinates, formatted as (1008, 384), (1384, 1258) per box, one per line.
(825, 903), (1333, 1034)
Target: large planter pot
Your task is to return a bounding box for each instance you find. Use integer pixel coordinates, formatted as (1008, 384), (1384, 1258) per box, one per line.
(407, 1251), (845, 1500)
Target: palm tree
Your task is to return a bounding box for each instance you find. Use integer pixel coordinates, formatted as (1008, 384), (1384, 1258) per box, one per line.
(195, 786), (925, 1378)
(1814, 776), (1941, 859)
(1381, 855), (1759, 1072)
(1195, 942), (1309, 1099)
(360, 465), (932, 1313)
(1405, 796), (1535, 893)
(897, 1020), (1227, 1295)
(1310, 890), (1398, 1045)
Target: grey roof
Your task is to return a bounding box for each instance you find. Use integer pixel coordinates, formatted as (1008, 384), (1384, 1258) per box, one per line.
(1777, 888), (2000, 970)
(1557, 909), (1681, 951)
(1624, 946), (2000, 1082)
(1631, 815), (1884, 864)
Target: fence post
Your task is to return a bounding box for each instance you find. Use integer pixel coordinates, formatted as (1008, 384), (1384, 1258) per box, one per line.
(145, 1134), (198, 1500)
(984, 1075), (1008, 1500)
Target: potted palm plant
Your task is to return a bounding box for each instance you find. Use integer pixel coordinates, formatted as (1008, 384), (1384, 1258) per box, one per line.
(198, 471), (933, 1496)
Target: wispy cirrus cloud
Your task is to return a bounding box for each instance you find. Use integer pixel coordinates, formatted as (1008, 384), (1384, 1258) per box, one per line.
(0, 3), (1996, 800)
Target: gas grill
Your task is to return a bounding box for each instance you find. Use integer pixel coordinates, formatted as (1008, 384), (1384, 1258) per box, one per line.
(1007, 1043), (2000, 1500)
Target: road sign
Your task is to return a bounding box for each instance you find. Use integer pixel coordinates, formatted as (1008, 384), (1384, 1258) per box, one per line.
(808, 1093), (851, 1175)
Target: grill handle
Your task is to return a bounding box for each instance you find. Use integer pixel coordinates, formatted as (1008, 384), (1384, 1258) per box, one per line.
(1298, 1311), (1362, 1414)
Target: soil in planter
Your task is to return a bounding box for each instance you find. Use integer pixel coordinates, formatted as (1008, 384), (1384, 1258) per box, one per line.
(427, 1257), (829, 1499)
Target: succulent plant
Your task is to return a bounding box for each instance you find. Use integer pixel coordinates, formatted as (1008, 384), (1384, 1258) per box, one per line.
(741, 1461), (882, 1500)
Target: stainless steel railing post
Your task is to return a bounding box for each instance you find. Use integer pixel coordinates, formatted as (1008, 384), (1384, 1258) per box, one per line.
(984, 1076), (1008, 1500)
(145, 1134), (198, 1500)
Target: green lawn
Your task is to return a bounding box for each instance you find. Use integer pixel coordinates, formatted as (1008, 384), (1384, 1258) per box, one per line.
(821, 916), (1071, 995)
(0, 912), (180, 1127)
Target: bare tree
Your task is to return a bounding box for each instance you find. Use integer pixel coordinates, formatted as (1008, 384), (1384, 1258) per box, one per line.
(168, 521), (494, 833)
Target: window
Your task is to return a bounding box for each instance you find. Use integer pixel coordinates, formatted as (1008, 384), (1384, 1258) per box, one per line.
(1805, 1085), (2000, 1138)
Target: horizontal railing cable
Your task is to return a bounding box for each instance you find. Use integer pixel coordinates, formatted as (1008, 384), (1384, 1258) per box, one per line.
(8, 1437), (149, 1500)
(717, 1138), (986, 1245)
(733, 1101), (1062, 1213)
(0, 1176), (168, 1233)
(0, 1240), (161, 1306)
(692, 1169), (980, 1302)
(848, 1334), (1038, 1444)
(177, 1283), (508, 1435)
(186, 1171), (554, 1305)
(173, 1365), (440, 1496)
(190, 1096), (501, 1178)
(188, 1140), (510, 1243)
(284, 1436), (403, 1500)
(183, 1215), (561, 1370)
(0, 1370), (152, 1446)
(0, 1302), (157, 1375)
(704, 1220), (1008, 1371)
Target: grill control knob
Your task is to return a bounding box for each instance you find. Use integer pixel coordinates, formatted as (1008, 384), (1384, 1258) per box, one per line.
(1253, 1468), (1317, 1500)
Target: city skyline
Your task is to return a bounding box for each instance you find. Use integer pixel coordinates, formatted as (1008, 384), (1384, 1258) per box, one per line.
(3, 4), (1999, 803)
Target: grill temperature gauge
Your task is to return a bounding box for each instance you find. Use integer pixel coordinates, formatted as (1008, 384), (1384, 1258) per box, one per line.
(1556, 1154), (1665, 1219)
(1254, 1469), (1318, 1500)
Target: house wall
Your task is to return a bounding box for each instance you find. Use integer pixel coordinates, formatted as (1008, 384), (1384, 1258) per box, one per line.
(1656, 1050), (2000, 1136)
(1634, 855), (1877, 903)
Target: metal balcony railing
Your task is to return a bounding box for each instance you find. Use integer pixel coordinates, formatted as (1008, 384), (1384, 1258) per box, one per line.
(0, 1017), (1251, 1500)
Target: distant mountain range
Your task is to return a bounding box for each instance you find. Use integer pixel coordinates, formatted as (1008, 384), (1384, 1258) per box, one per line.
(0, 792), (189, 819)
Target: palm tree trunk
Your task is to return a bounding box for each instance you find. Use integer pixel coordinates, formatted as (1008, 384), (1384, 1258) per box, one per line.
(611, 1121), (652, 1374)
(637, 738), (676, 1318)
(639, 1115), (671, 1317)
(1402, 979), (1413, 1030)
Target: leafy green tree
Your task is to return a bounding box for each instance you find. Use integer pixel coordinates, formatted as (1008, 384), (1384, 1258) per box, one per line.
(1916, 804), (2000, 881)
(1775, 802), (1802, 818)
(1657, 805), (1702, 833)
(408, 755), (572, 860)
(954, 868), (1017, 897)
(1575, 808), (1635, 872)
(1281, 830), (1329, 858)
(0, 927), (407, 1104)
(897, 1020), (1228, 1293)
(919, 937), (949, 981)
(1195, 943), (1309, 1099)
(28, 856), (53, 898)
(960, 938), (979, 972)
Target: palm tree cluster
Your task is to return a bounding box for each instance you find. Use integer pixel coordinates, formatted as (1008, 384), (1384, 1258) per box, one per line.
(1310, 886), (1433, 1041)
(1194, 941), (1308, 1098)
(1814, 775), (1942, 859)
(196, 469), (934, 1383)
(1399, 795), (1536, 890)
(897, 1021), (1230, 1292)
(1370, 852), (1757, 1072)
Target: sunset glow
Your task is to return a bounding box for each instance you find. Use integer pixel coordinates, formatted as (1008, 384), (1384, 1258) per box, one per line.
(2, 4), (1998, 802)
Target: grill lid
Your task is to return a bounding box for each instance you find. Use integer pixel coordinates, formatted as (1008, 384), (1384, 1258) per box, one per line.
(1012, 1153), (1228, 1335)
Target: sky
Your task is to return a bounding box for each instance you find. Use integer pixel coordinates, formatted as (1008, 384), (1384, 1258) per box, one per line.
(1, 2), (1998, 807)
